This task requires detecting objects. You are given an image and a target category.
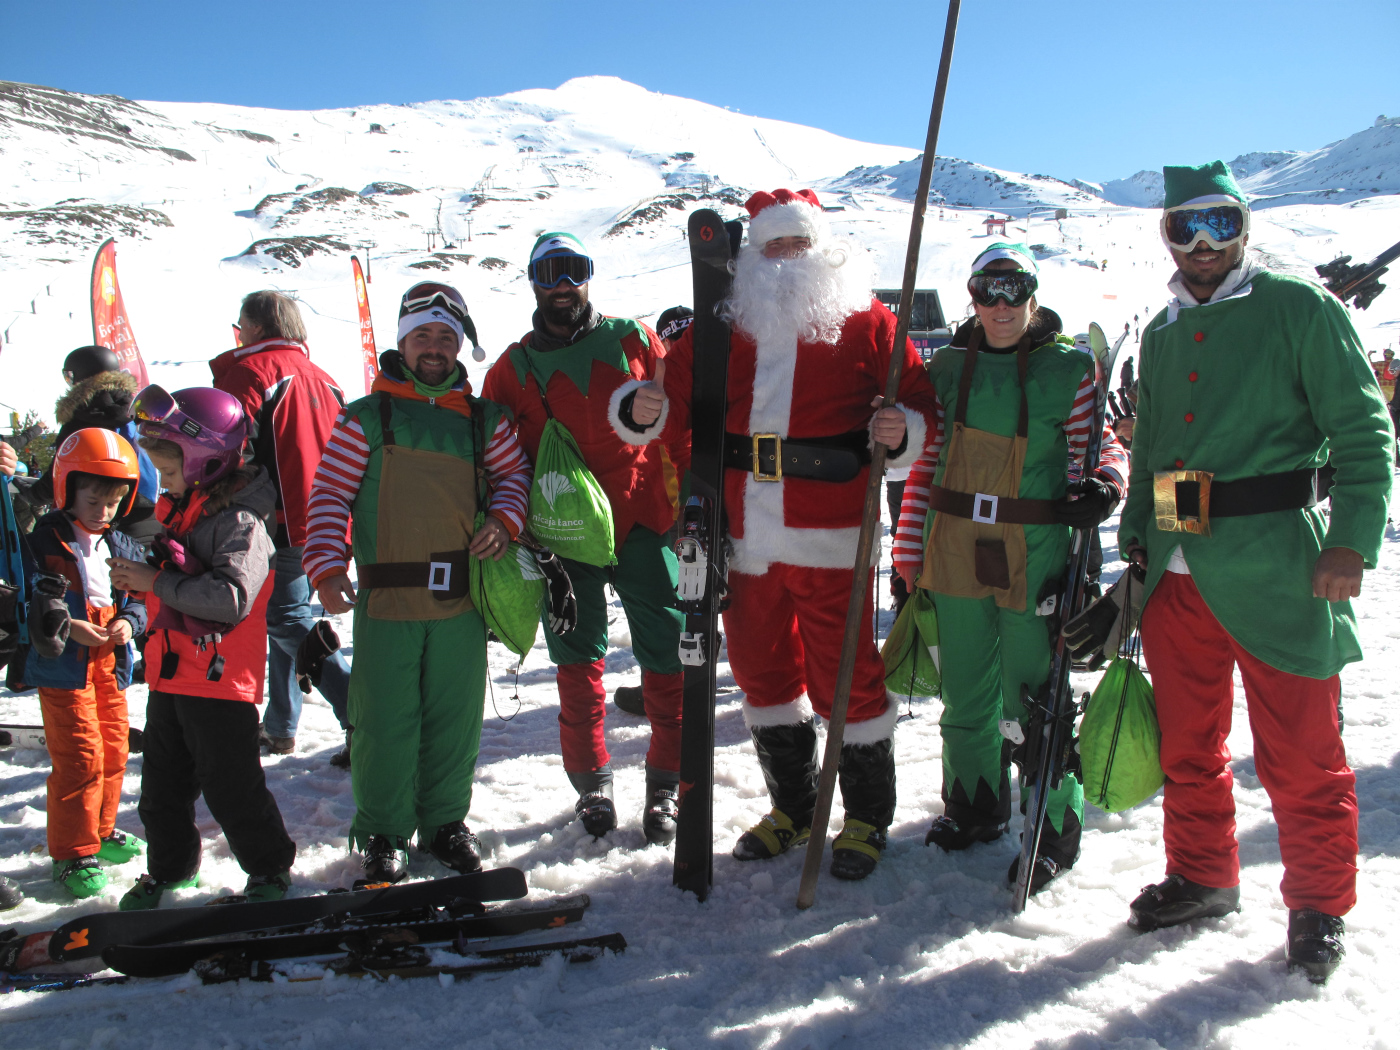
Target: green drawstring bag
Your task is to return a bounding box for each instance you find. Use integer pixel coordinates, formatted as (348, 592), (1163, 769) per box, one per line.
(1078, 657), (1164, 812)
(469, 512), (545, 657)
(882, 588), (941, 698)
(527, 418), (615, 567)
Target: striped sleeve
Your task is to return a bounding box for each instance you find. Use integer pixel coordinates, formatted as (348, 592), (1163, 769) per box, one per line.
(482, 416), (532, 539)
(301, 411), (368, 586)
(892, 399), (945, 580)
(1063, 371), (1129, 494)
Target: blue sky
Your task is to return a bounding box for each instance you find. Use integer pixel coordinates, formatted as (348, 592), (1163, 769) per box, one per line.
(5, 0), (1397, 184)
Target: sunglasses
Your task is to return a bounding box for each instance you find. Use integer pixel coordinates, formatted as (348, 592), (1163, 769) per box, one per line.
(1160, 204), (1248, 251)
(530, 253), (593, 289)
(401, 288), (470, 326)
(967, 269), (1038, 308)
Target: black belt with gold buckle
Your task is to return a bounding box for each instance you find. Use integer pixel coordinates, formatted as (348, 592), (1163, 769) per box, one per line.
(1153, 467), (1329, 536)
(722, 430), (872, 483)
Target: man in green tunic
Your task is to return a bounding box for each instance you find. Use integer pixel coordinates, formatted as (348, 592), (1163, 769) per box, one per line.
(1117, 161), (1393, 983)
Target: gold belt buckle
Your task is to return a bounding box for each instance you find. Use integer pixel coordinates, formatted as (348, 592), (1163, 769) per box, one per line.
(752, 433), (782, 481)
(1153, 469), (1213, 535)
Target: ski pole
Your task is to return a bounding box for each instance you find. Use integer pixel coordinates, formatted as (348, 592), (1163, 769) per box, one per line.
(796, 0), (962, 910)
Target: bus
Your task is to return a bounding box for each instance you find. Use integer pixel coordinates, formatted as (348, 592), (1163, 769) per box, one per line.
(873, 289), (951, 363)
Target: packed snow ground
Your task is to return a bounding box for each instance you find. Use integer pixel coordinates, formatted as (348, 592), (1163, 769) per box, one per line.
(1, 511), (1398, 1049)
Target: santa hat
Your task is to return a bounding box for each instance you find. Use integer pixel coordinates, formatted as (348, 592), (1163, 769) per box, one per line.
(1161, 160), (1247, 210)
(745, 189), (829, 247)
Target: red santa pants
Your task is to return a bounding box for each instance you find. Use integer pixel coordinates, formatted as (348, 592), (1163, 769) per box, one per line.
(1141, 571), (1357, 916)
(39, 604), (130, 861)
(724, 564), (889, 725)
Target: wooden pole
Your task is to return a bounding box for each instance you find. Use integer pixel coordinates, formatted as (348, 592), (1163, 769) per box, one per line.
(796, 0), (962, 910)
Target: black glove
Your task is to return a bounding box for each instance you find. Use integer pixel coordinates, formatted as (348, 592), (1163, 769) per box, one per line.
(532, 547), (577, 636)
(1061, 563), (1146, 670)
(29, 572), (71, 659)
(1054, 476), (1120, 530)
(295, 620), (341, 695)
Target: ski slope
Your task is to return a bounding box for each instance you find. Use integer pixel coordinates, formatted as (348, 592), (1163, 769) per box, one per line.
(1, 76), (1399, 1048)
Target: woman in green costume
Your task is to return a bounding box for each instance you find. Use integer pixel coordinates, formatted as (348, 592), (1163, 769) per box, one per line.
(892, 244), (1129, 893)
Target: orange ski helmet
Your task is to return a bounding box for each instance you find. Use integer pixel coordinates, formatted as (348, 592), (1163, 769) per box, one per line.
(53, 428), (141, 517)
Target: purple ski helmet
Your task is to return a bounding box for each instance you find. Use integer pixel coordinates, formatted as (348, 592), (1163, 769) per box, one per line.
(133, 384), (247, 490)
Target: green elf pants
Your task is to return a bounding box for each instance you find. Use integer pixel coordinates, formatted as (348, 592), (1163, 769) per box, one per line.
(933, 590), (1084, 865)
(545, 525), (684, 673)
(347, 607), (487, 849)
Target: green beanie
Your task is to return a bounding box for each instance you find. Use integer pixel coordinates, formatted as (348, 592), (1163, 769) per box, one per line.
(1161, 161), (1247, 209)
(530, 231), (588, 267)
(971, 241), (1038, 274)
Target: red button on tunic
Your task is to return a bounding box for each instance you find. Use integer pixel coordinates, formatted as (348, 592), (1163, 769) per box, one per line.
(1175, 458), (1185, 468)
(1185, 413), (1195, 423)
(1194, 332), (1205, 342)
(1189, 371), (1198, 382)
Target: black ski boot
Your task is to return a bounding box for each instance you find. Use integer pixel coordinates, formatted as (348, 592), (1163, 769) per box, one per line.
(424, 821), (483, 874)
(925, 815), (1006, 852)
(829, 738), (896, 881)
(613, 681), (646, 717)
(329, 727), (352, 771)
(642, 768), (680, 847)
(1008, 853), (1066, 895)
(1129, 873), (1241, 931)
(0, 875), (23, 911)
(361, 835), (410, 884)
(733, 721), (819, 861)
(1008, 806), (1081, 895)
(1287, 909), (1345, 984)
(569, 768), (616, 838)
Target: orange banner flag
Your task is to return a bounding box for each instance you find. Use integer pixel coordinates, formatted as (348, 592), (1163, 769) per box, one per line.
(90, 239), (149, 387)
(352, 256), (377, 394)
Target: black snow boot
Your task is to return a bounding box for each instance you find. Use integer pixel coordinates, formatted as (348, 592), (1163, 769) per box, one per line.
(829, 738), (896, 881)
(642, 767), (680, 847)
(925, 815), (1007, 852)
(1287, 909), (1345, 984)
(0, 875), (22, 911)
(612, 681), (646, 717)
(424, 821), (483, 874)
(1008, 853), (1067, 896)
(361, 835), (410, 884)
(569, 768), (617, 838)
(733, 721), (820, 860)
(1128, 873), (1241, 931)
(329, 727), (352, 771)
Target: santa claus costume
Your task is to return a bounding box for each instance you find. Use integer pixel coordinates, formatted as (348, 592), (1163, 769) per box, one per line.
(615, 189), (939, 879)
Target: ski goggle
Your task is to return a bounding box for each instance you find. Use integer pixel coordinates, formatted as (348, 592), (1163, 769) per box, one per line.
(133, 384), (206, 440)
(530, 253), (593, 289)
(967, 269), (1038, 308)
(400, 288), (470, 327)
(1160, 203), (1249, 252)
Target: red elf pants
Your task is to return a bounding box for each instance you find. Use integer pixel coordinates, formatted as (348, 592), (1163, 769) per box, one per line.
(1140, 571), (1357, 916)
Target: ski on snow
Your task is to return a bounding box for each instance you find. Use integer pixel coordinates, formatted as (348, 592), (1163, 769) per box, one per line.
(672, 208), (739, 901)
(0, 724), (144, 753)
(48, 866), (528, 962)
(100, 893), (591, 977)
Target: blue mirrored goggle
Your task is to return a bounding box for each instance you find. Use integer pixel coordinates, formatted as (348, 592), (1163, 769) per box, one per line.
(1162, 205), (1247, 250)
(530, 253), (593, 289)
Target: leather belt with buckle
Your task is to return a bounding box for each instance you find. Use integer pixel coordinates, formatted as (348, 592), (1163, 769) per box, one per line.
(927, 484), (1058, 525)
(358, 549), (472, 600)
(722, 430), (872, 483)
(1153, 467), (1329, 536)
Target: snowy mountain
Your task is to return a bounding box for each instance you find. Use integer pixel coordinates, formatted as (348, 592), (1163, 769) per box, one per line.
(2, 75), (1398, 432)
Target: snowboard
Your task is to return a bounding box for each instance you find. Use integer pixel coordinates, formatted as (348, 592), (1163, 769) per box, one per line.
(672, 209), (738, 901)
(1011, 323), (1112, 913)
(0, 724), (144, 753)
(194, 932), (627, 985)
(49, 866), (528, 962)
(101, 892), (591, 977)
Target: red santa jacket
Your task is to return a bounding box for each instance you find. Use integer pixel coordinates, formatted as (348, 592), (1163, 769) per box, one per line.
(209, 339), (346, 550)
(482, 316), (678, 547)
(628, 298), (938, 575)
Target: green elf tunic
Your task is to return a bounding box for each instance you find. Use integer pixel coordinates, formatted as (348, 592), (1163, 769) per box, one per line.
(1119, 266), (1394, 679)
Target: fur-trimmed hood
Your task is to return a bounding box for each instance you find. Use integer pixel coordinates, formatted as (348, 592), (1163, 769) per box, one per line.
(53, 369), (138, 428)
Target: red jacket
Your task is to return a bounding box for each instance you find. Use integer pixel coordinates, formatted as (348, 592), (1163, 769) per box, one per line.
(210, 339), (346, 549)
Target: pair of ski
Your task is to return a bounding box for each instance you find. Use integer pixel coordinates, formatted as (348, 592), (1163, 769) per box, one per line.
(8, 867), (619, 986)
(0, 724), (144, 753)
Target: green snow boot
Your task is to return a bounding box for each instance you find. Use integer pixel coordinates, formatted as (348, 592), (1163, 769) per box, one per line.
(241, 871), (292, 902)
(119, 872), (199, 911)
(52, 857), (107, 899)
(96, 829), (145, 865)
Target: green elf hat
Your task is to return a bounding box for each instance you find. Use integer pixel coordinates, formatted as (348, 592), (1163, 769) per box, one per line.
(1161, 160), (1247, 209)
(971, 241), (1038, 274)
(529, 231), (588, 265)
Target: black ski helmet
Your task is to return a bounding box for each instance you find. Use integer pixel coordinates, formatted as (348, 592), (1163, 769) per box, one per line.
(62, 345), (121, 385)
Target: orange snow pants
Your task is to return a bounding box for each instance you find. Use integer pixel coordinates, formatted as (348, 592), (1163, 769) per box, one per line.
(38, 604), (130, 861)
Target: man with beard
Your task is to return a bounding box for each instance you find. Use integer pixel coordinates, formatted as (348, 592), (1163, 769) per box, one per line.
(482, 234), (687, 846)
(1115, 162), (1392, 982)
(304, 283), (533, 882)
(622, 189), (939, 879)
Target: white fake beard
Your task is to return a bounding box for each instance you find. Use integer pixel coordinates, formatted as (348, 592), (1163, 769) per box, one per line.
(721, 242), (873, 347)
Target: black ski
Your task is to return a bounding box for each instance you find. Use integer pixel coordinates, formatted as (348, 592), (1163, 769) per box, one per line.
(49, 866), (528, 962)
(0, 724), (144, 753)
(194, 932), (627, 984)
(101, 893), (590, 977)
(672, 208), (738, 900)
